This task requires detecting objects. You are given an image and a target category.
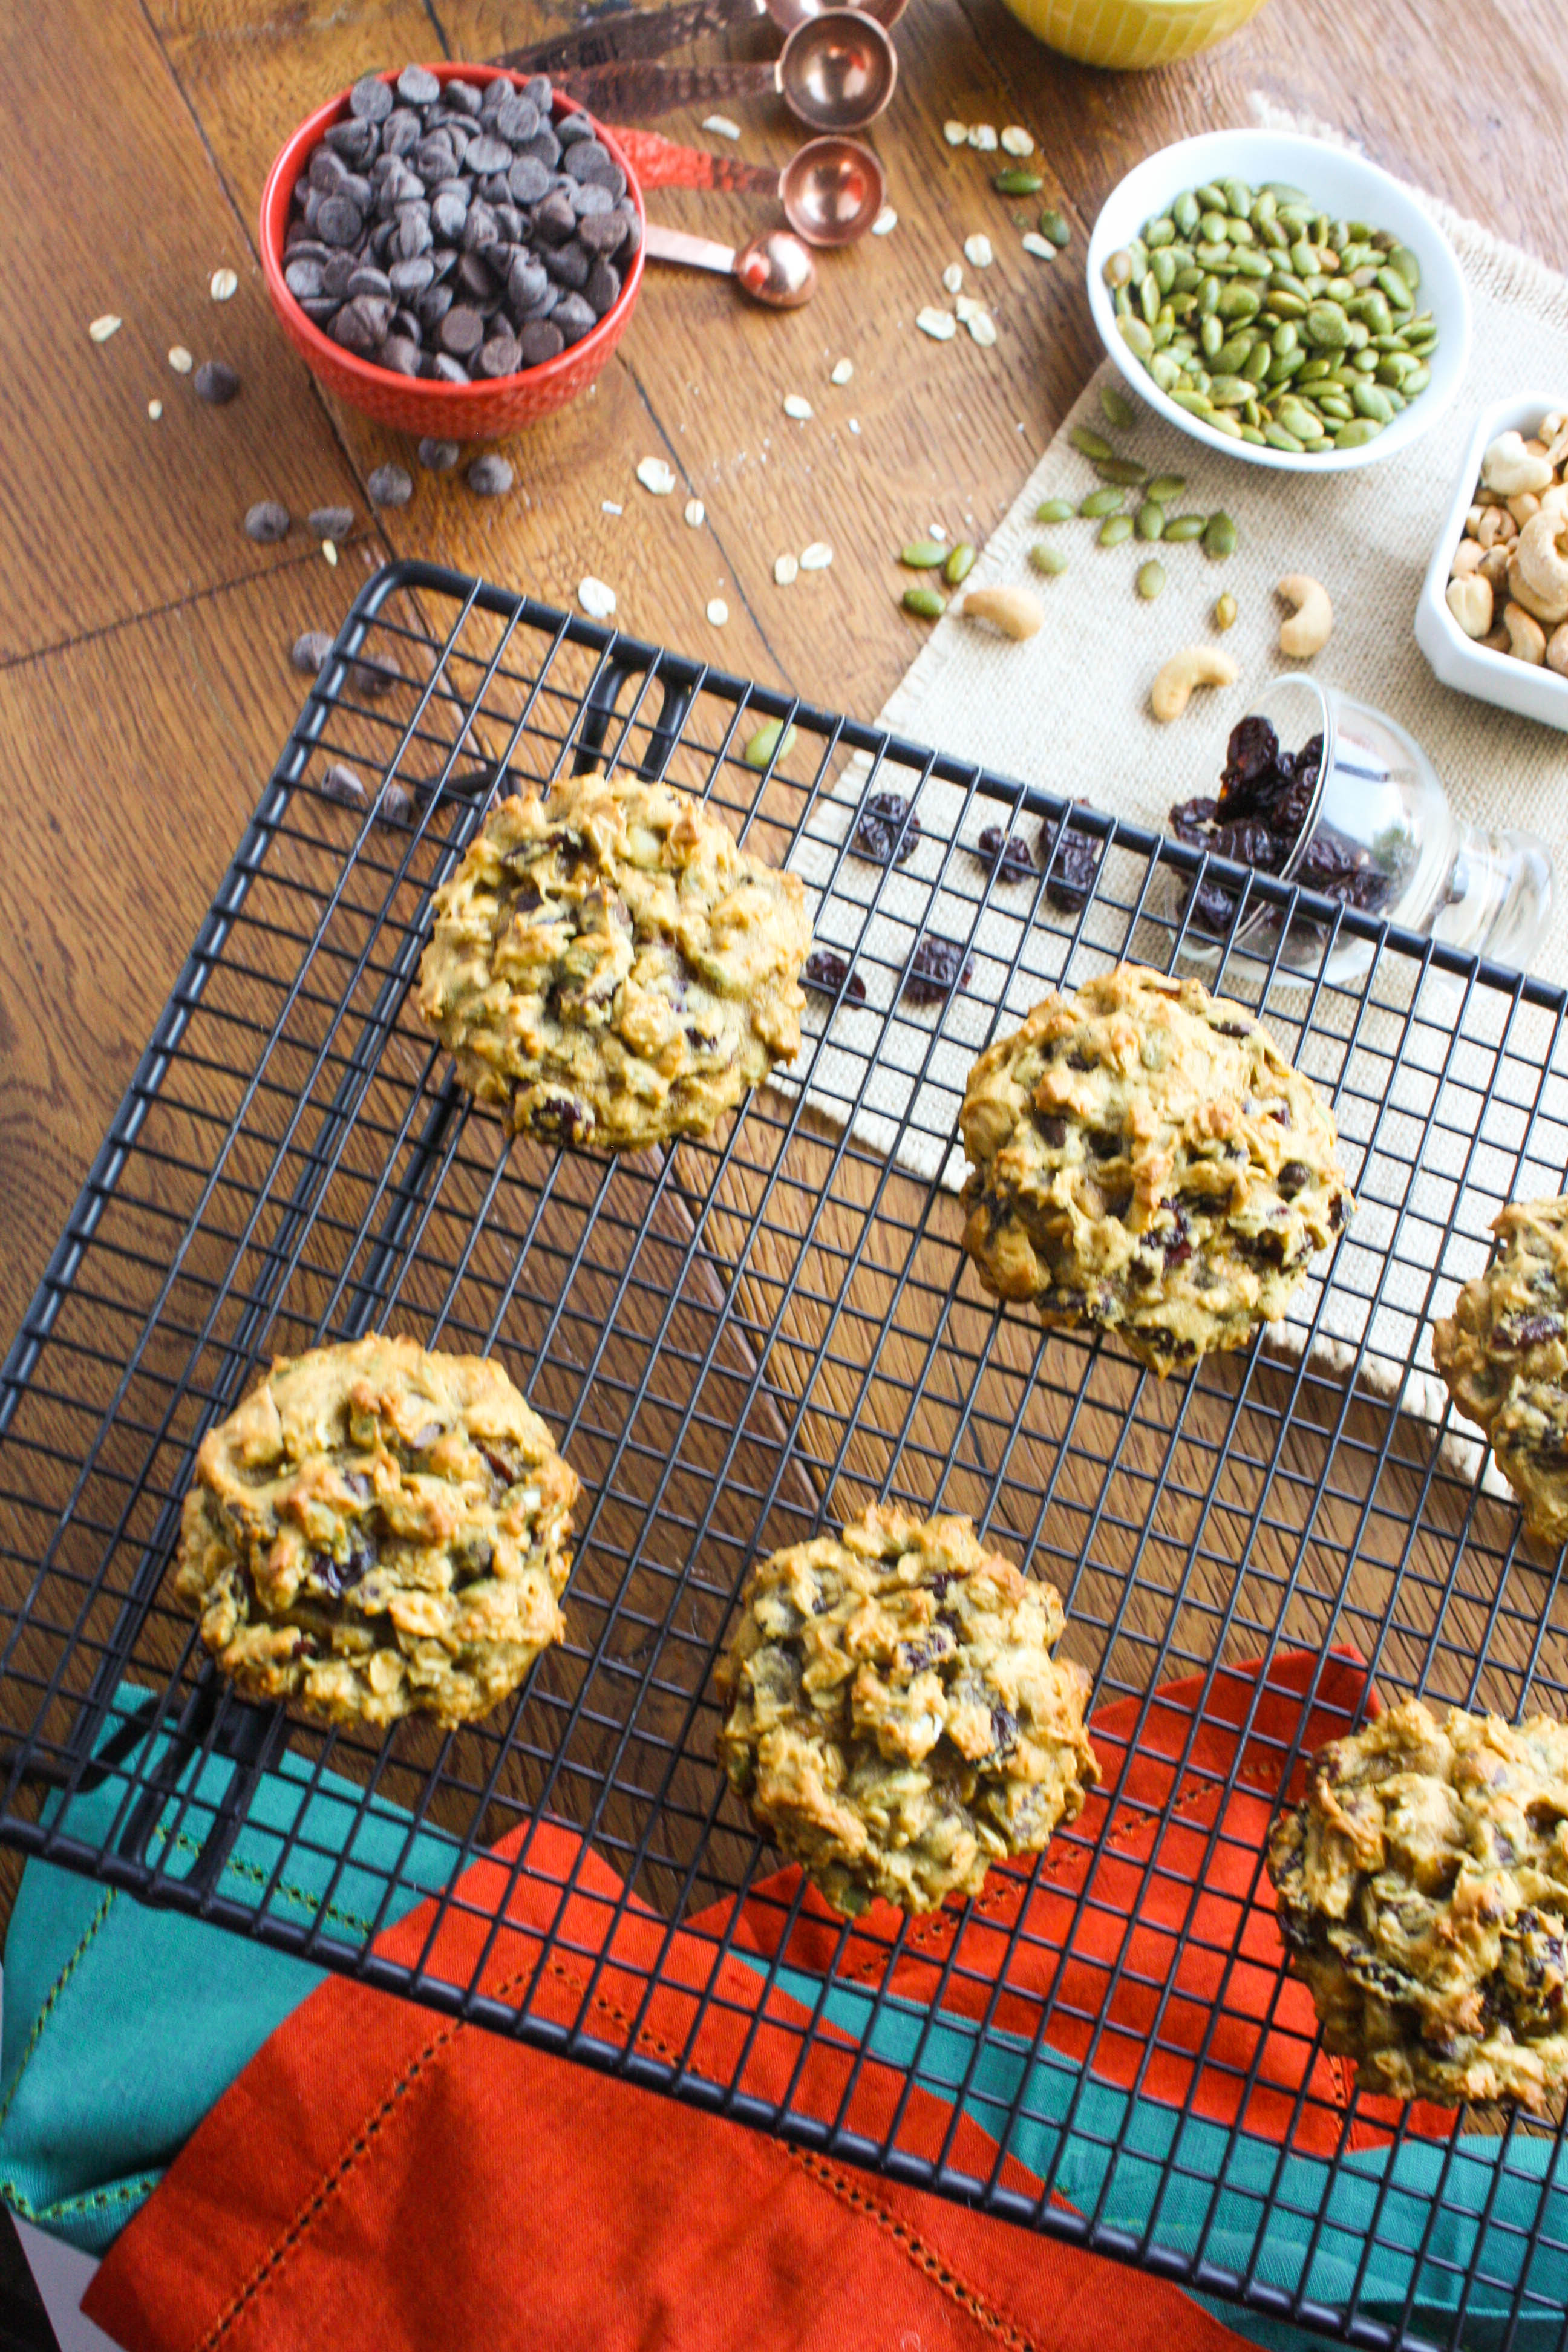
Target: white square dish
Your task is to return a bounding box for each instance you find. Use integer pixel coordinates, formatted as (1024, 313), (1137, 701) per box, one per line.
(1414, 391), (1568, 730)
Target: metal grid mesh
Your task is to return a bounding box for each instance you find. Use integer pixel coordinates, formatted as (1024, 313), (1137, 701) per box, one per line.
(3, 560), (1568, 2351)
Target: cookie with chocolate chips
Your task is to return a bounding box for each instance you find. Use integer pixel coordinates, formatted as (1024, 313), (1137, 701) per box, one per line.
(1267, 1697), (1568, 2109)
(417, 770), (809, 1152)
(174, 1336), (578, 1727)
(958, 963), (1350, 1376)
(1434, 1196), (1568, 1546)
(715, 1501), (1098, 1915)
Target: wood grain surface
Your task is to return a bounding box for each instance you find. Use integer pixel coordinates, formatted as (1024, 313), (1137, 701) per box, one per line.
(1, 0), (1566, 1959)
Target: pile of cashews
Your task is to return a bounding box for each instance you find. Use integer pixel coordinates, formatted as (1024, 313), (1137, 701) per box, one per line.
(1446, 412), (1568, 672)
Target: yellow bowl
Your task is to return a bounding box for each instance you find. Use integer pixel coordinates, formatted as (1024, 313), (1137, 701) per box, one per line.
(997, 0), (1270, 70)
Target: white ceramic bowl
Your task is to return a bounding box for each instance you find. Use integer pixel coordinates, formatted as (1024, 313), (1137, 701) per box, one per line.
(1414, 393), (1568, 731)
(1085, 130), (1471, 474)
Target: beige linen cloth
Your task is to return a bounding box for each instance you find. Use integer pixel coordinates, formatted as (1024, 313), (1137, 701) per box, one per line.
(782, 182), (1568, 1464)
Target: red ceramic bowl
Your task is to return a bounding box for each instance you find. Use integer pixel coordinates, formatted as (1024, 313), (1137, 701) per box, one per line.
(259, 64), (646, 441)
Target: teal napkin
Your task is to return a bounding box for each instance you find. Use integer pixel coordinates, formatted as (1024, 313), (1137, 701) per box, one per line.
(0, 1687), (459, 2252)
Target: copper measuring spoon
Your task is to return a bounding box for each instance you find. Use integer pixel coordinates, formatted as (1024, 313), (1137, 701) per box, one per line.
(616, 127), (885, 246)
(643, 221), (818, 305)
(555, 10), (898, 134)
(495, 0), (906, 79)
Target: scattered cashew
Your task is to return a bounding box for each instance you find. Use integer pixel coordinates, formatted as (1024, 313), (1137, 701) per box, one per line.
(1516, 509), (1568, 618)
(1549, 621), (1568, 677)
(959, 584), (1044, 640)
(1449, 538), (1485, 578)
(1276, 573), (1333, 659)
(1446, 573), (1494, 638)
(1503, 601), (1547, 664)
(1149, 644), (1239, 723)
(1481, 428), (1555, 497)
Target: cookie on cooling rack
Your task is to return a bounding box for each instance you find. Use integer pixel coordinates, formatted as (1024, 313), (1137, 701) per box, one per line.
(1267, 1698), (1568, 2110)
(174, 1335), (578, 1729)
(1432, 1197), (1568, 1547)
(416, 769), (809, 1153)
(714, 1501), (1098, 1916)
(958, 963), (1350, 1377)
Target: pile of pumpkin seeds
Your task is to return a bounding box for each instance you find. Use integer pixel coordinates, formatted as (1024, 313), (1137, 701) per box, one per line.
(1105, 176), (1436, 452)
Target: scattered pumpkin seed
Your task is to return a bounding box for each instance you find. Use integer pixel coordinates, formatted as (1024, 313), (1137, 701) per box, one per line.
(707, 598), (729, 627)
(1099, 514), (1134, 546)
(944, 120), (969, 145)
(782, 393), (814, 420)
(636, 456), (676, 496)
(995, 169), (1043, 196)
(1021, 232), (1056, 261)
(942, 262), (964, 294)
(1145, 473), (1186, 505)
(702, 113), (741, 140)
(1039, 209), (1071, 247)
(1214, 592), (1238, 630)
(999, 126), (1034, 156)
(1035, 498), (1074, 523)
(1136, 560), (1167, 599)
(88, 314), (122, 342)
(1029, 543), (1068, 575)
(774, 552), (799, 584)
(745, 719), (797, 769)
(799, 541), (833, 570)
(872, 206), (897, 235)
(968, 125), (998, 151)
(831, 357), (854, 384)
(1095, 456), (1149, 486)
(210, 267), (238, 301)
(903, 584), (946, 618)
(684, 497), (705, 527)
(169, 345), (193, 373)
(967, 310), (998, 347)
(943, 541), (977, 586)
(1202, 511), (1238, 559)
(1135, 500), (1165, 540)
(901, 540), (948, 568)
(1079, 485), (1123, 517)
(1100, 384), (1136, 430)
(916, 307), (957, 340)
(578, 577), (617, 619)
(964, 233), (995, 269)
(1070, 423), (1116, 462)
(1163, 514), (1208, 541)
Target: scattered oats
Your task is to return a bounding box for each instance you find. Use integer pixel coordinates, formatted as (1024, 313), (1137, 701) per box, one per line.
(322, 539), (339, 567)
(774, 552), (799, 585)
(1021, 231), (1056, 261)
(579, 575), (617, 619)
(783, 393), (813, 421)
(928, 523), (949, 541)
(636, 456), (676, 496)
(872, 205), (897, 235)
(148, 398), (163, 420)
(967, 124), (998, 151)
(849, 417), (860, 433)
(702, 114), (742, 140)
(684, 497), (705, 526)
(210, 267), (239, 302)
(707, 597), (729, 626)
(799, 541), (833, 571)
(999, 126), (1034, 156)
(942, 120), (968, 145)
(830, 357), (853, 385)
(967, 309), (998, 347)
(916, 307), (957, 341)
(964, 233), (994, 268)
(955, 294), (982, 324)
(942, 262), (964, 295)
(602, 500), (624, 515)
(88, 314), (122, 343)
(168, 345), (193, 373)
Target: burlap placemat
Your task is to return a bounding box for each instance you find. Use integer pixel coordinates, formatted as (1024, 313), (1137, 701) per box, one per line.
(782, 175), (1568, 1462)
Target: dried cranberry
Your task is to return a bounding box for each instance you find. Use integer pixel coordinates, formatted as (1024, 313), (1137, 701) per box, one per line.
(1292, 733), (1325, 786)
(976, 824), (1034, 884)
(1239, 1229), (1290, 1269)
(1160, 1206), (1193, 1268)
(1297, 825), (1358, 888)
(990, 1704), (1019, 1755)
(1210, 1019), (1252, 1039)
(1328, 1193), (1345, 1233)
(1501, 1314), (1562, 1349)
(1345, 866), (1393, 913)
(853, 790), (921, 866)
(531, 1094), (586, 1144)
(316, 1530), (376, 1596)
(1213, 818), (1283, 872)
(804, 949), (867, 1004)
(1187, 877), (1239, 933)
(1169, 797), (1218, 844)
(1037, 1113), (1067, 1146)
(1040, 814), (1101, 912)
(1261, 770), (1316, 846)
(1276, 1160), (1313, 1198)
(1226, 714), (1279, 786)
(903, 935), (973, 1005)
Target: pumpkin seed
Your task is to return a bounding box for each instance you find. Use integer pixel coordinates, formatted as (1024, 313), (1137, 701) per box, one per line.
(1135, 500), (1165, 540)
(1039, 209), (1071, 247)
(745, 719), (797, 769)
(1163, 514), (1207, 541)
(1214, 592), (1238, 630)
(1118, 316), (1154, 358)
(1201, 511), (1238, 559)
(1035, 498), (1075, 523)
(1333, 416), (1384, 447)
(1100, 384), (1136, 430)
(901, 540), (947, 567)
(1070, 424), (1116, 462)
(1079, 486), (1124, 517)
(1028, 542), (1068, 575)
(944, 541), (977, 586)
(1095, 456), (1148, 485)
(1104, 248), (1135, 287)
(1098, 514), (1134, 546)
(1135, 560), (1166, 599)
(995, 169), (1043, 195)
(1146, 474), (1186, 505)
(903, 584), (946, 618)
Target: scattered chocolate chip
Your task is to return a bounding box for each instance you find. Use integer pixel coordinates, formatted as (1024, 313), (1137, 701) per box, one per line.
(367, 462), (413, 508)
(381, 780), (414, 826)
(194, 359), (240, 405)
(853, 789), (920, 867)
(243, 500), (290, 543)
(308, 504), (355, 540)
(417, 436), (461, 474)
(467, 452), (514, 496)
(903, 935), (973, 1006)
(1039, 812), (1101, 912)
(804, 949), (867, 1004)
(290, 629), (335, 674)
(321, 760), (367, 808)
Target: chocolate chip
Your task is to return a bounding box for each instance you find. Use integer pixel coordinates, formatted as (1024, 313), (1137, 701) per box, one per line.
(290, 629), (335, 674)
(557, 114), (595, 148)
(584, 258), (621, 317)
(466, 133), (511, 175)
(467, 453), (514, 496)
(367, 463), (413, 509)
(543, 240), (589, 290)
(389, 253), (436, 298)
(321, 250), (356, 299)
(415, 281), (454, 332)
(440, 302), (485, 356)
(381, 107), (422, 158)
(430, 353), (471, 384)
(477, 330), (521, 378)
(396, 62), (441, 107)
(381, 780), (414, 826)
(495, 95), (540, 145)
(244, 500), (290, 543)
(444, 78), (483, 116)
(507, 254), (549, 313)
(578, 208), (629, 256)
(194, 359), (240, 405)
(322, 760), (367, 808)
(323, 117), (379, 167)
(456, 249), (499, 301)
(552, 292), (596, 345)
(309, 505), (355, 540)
(417, 436), (462, 473)
(518, 319), (564, 365)
(379, 334), (420, 377)
(317, 192), (365, 247)
(350, 73), (394, 122)
(347, 263), (393, 300)
(284, 256), (325, 300)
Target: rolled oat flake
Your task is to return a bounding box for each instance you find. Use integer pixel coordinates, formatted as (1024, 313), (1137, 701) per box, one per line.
(88, 315), (122, 343)
(774, 552), (799, 585)
(636, 456), (676, 495)
(322, 540), (339, 567)
(782, 393), (813, 420)
(707, 598), (729, 627)
(684, 497), (705, 526)
(830, 358), (853, 385)
(578, 576), (616, 618)
(210, 267), (239, 302)
(916, 307), (956, 341)
(964, 233), (994, 269)
(999, 126), (1034, 156)
(872, 206), (897, 235)
(942, 263), (964, 295)
(168, 345), (193, 373)
(799, 541), (832, 571)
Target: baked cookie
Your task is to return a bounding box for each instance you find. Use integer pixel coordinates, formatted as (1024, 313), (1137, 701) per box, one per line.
(715, 1501), (1097, 1915)
(1267, 1699), (1568, 2110)
(174, 1336), (578, 1728)
(959, 964), (1350, 1376)
(417, 769), (809, 1152)
(1432, 1197), (1568, 1547)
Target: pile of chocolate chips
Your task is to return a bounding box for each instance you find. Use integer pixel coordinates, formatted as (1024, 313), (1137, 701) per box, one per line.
(1168, 714), (1392, 933)
(283, 66), (639, 381)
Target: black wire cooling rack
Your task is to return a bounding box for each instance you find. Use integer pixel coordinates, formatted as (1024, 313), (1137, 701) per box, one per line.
(5, 559), (1568, 2352)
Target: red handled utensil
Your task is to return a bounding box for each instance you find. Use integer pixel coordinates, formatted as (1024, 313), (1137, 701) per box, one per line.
(617, 126), (884, 245)
(494, 0), (906, 77)
(553, 9), (897, 132)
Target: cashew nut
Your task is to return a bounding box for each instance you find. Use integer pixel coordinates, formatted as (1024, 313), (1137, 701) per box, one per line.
(1547, 421), (1568, 472)
(1477, 505), (1517, 549)
(1465, 502), (1486, 534)
(1449, 539), (1485, 578)
(1149, 645), (1239, 723)
(1480, 626), (1512, 653)
(1480, 543), (1512, 595)
(1503, 601), (1547, 664)
(1481, 428), (1555, 497)
(1276, 573), (1333, 659)
(1446, 573), (1494, 638)
(959, 584), (1044, 640)
(1548, 621), (1568, 677)
(1508, 550), (1568, 627)
(1517, 509), (1568, 619)
(1509, 491), (1543, 529)
(1543, 484), (1568, 524)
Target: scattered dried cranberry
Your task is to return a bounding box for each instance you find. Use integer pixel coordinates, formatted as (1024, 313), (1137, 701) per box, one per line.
(853, 790), (921, 866)
(976, 824), (1034, 884)
(903, 934), (973, 1005)
(1169, 797), (1219, 844)
(1040, 812), (1102, 912)
(804, 948), (867, 1004)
